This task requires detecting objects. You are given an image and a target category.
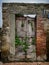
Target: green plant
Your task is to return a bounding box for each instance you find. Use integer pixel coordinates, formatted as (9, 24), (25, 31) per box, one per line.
(31, 22), (33, 31)
(21, 21), (24, 27)
(21, 23), (24, 27)
(28, 20), (30, 24)
(15, 35), (30, 59)
(28, 20), (33, 31)
(32, 37), (35, 45)
(15, 35), (21, 46)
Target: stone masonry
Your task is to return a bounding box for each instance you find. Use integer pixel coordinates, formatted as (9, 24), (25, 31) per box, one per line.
(2, 3), (49, 61)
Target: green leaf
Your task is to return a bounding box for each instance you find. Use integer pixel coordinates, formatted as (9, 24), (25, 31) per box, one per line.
(15, 35), (29, 52)
(32, 37), (35, 45)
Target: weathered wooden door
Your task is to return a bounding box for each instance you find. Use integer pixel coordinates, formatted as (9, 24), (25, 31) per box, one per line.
(15, 15), (36, 61)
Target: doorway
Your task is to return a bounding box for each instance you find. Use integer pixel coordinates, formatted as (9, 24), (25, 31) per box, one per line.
(15, 14), (36, 61)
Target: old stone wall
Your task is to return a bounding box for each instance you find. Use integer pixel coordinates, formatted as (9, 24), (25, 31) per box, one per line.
(1, 6), (10, 59)
(2, 4), (15, 60)
(2, 3), (49, 61)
